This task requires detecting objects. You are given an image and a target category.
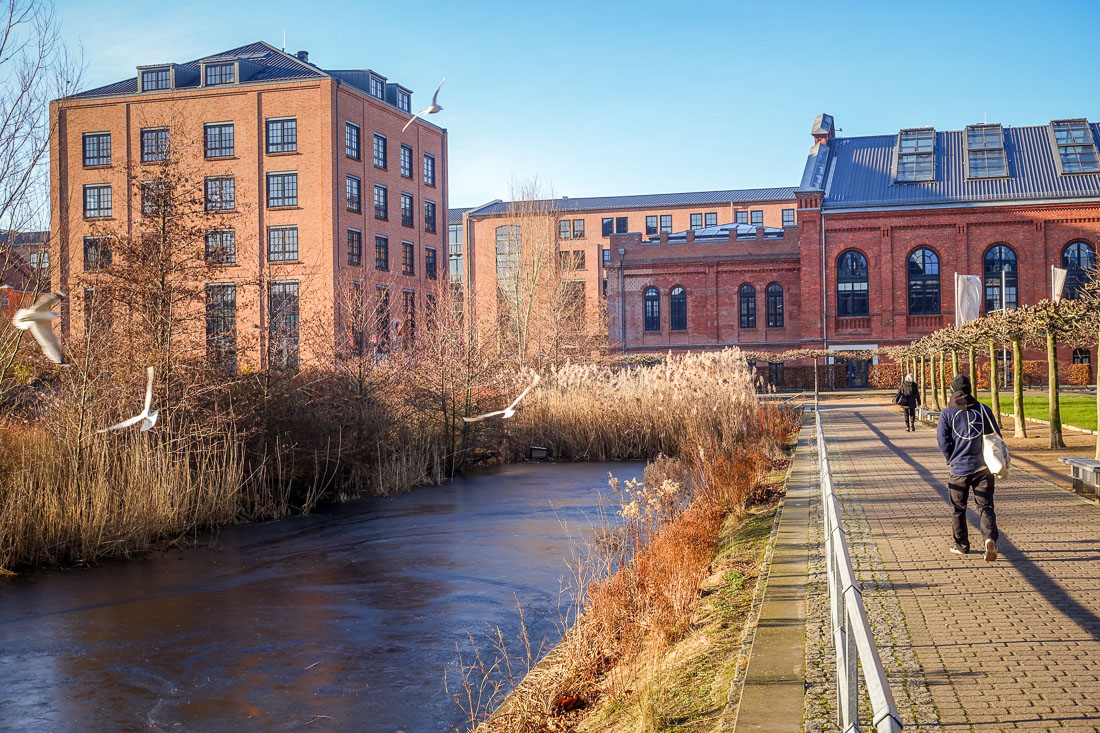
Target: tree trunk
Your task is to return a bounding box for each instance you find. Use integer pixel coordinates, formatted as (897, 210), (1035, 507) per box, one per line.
(941, 349), (950, 406)
(968, 344), (976, 380)
(1047, 329), (1065, 449)
(931, 352), (942, 410)
(1012, 338), (1027, 439)
(951, 349), (960, 379)
(1096, 326), (1100, 459)
(813, 356), (819, 398)
(988, 339), (1001, 427)
(918, 356), (926, 409)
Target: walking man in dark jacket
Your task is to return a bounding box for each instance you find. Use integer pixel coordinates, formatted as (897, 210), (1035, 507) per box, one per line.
(895, 373), (921, 431)
(936, 374), (1001, 562)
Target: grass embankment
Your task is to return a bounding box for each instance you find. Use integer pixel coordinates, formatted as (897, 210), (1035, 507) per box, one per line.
(977, 393), (1097, 431)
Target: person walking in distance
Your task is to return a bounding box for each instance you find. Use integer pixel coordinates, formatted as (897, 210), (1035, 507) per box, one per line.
(895, 372), (921, 432)
(936, 374), (1001, 562)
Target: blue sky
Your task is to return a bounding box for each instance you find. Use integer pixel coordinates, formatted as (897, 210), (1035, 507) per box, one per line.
(57, 0), (1100, 208)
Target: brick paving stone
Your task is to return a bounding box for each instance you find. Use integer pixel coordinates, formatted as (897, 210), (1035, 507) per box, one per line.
(814, 402), (1100, 733)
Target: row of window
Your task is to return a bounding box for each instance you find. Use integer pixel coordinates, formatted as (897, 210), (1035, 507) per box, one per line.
(585, 209), (796, 239)
(836, 240), (1097, 318)
(82, 121), (437, 188)
(640, 283), (785, 332)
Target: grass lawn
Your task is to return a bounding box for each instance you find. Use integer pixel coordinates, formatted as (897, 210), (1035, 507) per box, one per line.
(977, 393), (1097, 432)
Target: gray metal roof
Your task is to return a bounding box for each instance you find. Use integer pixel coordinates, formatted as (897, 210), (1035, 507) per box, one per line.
(820, 122), (1100, 209)
(466, 187), (796, 217)
(70, 42), (324, 99)
(448, 207), (470, 224)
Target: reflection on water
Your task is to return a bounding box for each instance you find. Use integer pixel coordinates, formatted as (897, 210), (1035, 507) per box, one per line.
(0, 461), (642, 732)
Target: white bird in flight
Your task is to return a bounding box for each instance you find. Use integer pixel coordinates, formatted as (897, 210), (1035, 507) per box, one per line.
(98, 366), (159, 433)
(401, 77), (445, 132)
(12, 291), (66, 364)
(464, 373), (541, 423)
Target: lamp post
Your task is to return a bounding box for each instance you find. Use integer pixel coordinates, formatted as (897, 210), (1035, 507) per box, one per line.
(618, 247), (626, 355)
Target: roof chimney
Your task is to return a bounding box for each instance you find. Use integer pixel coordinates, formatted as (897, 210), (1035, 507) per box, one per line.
(812, 113), (835, 144)
(296, 50), (309, 63)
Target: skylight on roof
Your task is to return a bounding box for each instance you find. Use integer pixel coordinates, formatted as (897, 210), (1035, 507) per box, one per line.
(966, 124), (1007, 179)
(896, 128), (935, 182)
(1050, 119), (1100, 174)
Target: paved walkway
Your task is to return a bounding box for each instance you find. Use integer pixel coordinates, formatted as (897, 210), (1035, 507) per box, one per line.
(819, 401), (1100, 732)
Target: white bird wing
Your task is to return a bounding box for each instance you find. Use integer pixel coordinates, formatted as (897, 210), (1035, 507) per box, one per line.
(506, 373), (541, 411)
(98, 413), (145, 433)
(402, 108), (430, 133)
(431, 77), (445, 106)
(27, 320), (62, 364)
(142, 366), (155, 413)
(27, 291), (63, 314)
(140, 410), (159, 432)
(463, 410), (507, 423)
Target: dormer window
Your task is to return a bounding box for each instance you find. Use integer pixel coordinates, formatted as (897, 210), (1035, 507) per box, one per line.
(1050, 119), (1100, 174)
(966, 124), (1007, 179)
(141, 67), (170, 92)
(895, 127), (935, 182)
(368, 74), (385, 99)
(397, 89), (411, 113)
(204, 62), (235, 86)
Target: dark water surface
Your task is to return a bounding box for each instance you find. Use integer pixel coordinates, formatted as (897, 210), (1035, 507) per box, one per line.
(0, 461), (643, 732)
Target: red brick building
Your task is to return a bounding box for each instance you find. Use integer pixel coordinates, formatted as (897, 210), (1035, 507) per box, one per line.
(50, 41), (448, 367)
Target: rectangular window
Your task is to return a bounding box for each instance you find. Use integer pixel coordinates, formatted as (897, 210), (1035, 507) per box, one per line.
(373, 133), (386, 168)
(205, 229), (236, 264)
(449, 224), (463, 282)
(659, 215), (672, 233)
(750, 210), (764, 226)
(402, 241), (415, 276)
(400, 144), (413, 178)
(141, 68), (170, 91)
(615, 216), (627, 234)
(424, 200), (437, 233)
(896, 127), (935, 182)
(266, 118), (297, 153)
(347, 228), (362, 266)
(423, 153), (436, 186)
(1050, 119), (1100, 174)
(559, 220), (571, 239)
(83, 236), (111, 270)
(425, 247), (437, 279)
(267, 226), (298, 261)
(268, 280), (300, 370)
(206, 283), (237, 370)
(267, 172), (298, 207)
(375, 286), (391, 346)
(645, 215), (657, 235)
(82, 133), (110, 166)
(782, 209), (795, 227)
(141, 180), (163, 215)
(205, 177), (235, 211)
(375, 235), (389, 270)
(603, 217), (614, 237)
(204, 63), (234, 86)
(374, 185), (388, 219)
(368, 74), (385, 99)
(140, 128), (169, 162)
(966, 124), (1007, 178)
(690, 213), (702, 229)
(401, 193), (414, 226)
(602, 248), (610, 263)
(346, 175), (361, 212)
(83, 184), (111, 218)
(403, 290), (416, 342)
(559, 250), (585, 270)
(739, 288), (756, 328)
(573, 219), (585, 238)
(397, 89), (411, 113)
(344, 122), (360, 159)
(204, 123), (234, 158)
(735, 211), (748, 225)
(705, 212), (717, 227)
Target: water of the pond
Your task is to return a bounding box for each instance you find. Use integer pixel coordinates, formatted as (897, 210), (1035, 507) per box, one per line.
(0, 460), (644, 732)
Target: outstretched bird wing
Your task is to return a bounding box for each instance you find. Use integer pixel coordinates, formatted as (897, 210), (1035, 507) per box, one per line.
(98, 413), (145, 433)
(402, 108), (430, 133)
(506, 373), (541, 412)
(27, 320), (62, 364)
(462, 410), (507, 423)
(142, 366), (154, 413)
(27, 291), (64, 314)
(431, 76), (446, 106)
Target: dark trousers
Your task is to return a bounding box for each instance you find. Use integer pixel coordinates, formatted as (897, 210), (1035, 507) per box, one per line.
(903, 406), (916, 429)
(948, 468), (999, 551)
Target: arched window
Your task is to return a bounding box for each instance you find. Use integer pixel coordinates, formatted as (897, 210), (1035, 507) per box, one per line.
(1062, 241), (1096, 300)
(983, 244), (1017, 312)
(495, 225), (520, 285)
(766, 283), (784, 327)
(907, 247), (940, 315)
(739, 284), (756, 328)
(643, 287), (660, 331)
(669, 286), (687, 331)
(837, 250), (869, 317)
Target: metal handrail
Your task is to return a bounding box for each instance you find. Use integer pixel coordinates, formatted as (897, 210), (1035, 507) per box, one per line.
(815, 397), (904, 732)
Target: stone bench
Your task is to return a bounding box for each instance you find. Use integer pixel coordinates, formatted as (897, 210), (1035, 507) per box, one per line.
(1058, 457), (1100, 500)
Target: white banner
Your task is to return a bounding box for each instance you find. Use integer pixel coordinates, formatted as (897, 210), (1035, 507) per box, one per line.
(1052, 266), (1068, 303)
(954, 274), (983, 326)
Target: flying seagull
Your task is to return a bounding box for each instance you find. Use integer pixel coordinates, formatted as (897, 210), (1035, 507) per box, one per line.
(464, 373), (541, 423)
(98, 366), (159, 433)
(12, 291), (66, 364)
(401, 77), (445, 132)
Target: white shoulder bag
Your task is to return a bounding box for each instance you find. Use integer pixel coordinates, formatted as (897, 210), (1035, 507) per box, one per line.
(980, 406), (1010, 479)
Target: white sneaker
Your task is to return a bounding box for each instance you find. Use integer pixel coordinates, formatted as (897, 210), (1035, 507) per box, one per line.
(984, 539), (998, 563)
(950, 546), (967, 556)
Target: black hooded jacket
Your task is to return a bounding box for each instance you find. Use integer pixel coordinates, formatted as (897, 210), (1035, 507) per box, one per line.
(936, 390), (1001, 476)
